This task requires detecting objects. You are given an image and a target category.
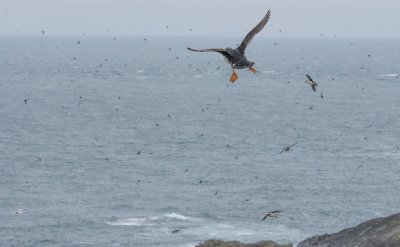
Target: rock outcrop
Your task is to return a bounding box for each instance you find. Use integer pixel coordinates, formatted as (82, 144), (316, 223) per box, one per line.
(195, 239), (292, 247)
(298, 212), (400, 247)
(195, 212), (400, 247)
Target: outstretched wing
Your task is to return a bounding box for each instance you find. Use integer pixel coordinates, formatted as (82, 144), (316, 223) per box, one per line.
(306, 74), (313, 81)
(187, 47), (232, 59)
(270, 210), (283, 214)
(237, 10), (271, 54)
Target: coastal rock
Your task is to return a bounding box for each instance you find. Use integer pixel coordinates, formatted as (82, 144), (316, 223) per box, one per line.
(298, 212), (400, 247)
(195, 239), (292, 247)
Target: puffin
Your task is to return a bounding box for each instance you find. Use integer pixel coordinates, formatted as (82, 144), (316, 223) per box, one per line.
(187, 10), (271, 83)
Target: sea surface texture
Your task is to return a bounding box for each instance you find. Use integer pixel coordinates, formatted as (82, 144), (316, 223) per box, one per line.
(0, 36), (399, 246)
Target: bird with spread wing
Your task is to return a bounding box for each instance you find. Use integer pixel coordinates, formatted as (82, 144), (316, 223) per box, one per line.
(187, 10), (271, 83)
(305, 74), (318, 92)
(262, 210), (283, 220)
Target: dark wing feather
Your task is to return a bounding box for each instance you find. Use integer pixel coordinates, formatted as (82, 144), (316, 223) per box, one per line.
(311, 85), (317, 92)
(187, 47), (232, 59)
(306, 74), (313, 81)
(271, 210), (282, 214)
(262, 214), (268, 220)
(237, 10), (271, 54)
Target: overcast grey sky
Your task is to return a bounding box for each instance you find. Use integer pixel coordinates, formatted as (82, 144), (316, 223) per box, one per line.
(1, 0), (399, 38)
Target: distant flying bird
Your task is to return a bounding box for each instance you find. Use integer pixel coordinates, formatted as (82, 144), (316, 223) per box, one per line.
(305, 74), (318, 92)
(187, 10), (271, 83)
(262, 210), (282, 220)
(279, 143), (297, 154)
(41, 30), (45, 35)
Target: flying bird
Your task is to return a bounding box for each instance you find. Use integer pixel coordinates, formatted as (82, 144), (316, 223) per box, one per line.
(262, 210), (282, 220)
(41, 30), (45, 35)
(279, 143), (297, 154)
(187, 10), (271, 83)
(305, 74), (318, 92)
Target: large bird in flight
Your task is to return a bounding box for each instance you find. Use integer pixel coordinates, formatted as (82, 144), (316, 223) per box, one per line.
(187, 10), (271, 83)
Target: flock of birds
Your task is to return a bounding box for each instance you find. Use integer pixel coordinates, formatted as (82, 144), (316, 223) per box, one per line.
(17, 8), (389, 224)
(20, 9), (323, 222)
(186, 10), (320, 221)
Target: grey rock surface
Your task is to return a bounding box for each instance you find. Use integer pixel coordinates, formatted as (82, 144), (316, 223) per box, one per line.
(195, 239), (292, 247)
(298, 212), (400, 247)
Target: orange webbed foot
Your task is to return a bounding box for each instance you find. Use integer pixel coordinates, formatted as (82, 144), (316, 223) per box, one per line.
(229, 72), (238, 83)
(249, 67), (257, 74)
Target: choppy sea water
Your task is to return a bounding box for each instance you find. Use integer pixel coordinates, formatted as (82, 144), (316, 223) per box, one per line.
(0, 36), (399, 246)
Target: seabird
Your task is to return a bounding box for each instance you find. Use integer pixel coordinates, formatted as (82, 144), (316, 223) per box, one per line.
(187, 10), (271, 83)
(279, 143), (297, 154)
(262, 210), (282, 220)
(305, 74), (318, 92)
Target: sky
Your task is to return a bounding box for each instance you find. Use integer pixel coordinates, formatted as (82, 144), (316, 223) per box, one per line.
(1, 0), (400, 38)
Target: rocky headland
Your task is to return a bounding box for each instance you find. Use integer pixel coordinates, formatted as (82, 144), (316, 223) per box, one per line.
(196, 212), (400, 247)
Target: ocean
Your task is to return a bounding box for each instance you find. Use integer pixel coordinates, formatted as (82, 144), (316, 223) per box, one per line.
(0, 36), (399, 246)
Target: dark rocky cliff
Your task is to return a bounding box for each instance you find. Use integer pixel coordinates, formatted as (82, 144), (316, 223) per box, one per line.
(195, 212), (400, 247)
(298, 212), (400, 247)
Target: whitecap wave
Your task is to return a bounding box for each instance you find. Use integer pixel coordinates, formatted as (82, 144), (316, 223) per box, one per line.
(107, 212), (194, 226)
(376, 73), (399, 80)
(106, 217), (154, 226)
(163, 212), (191, 220)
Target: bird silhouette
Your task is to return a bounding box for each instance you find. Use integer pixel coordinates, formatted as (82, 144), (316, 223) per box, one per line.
(305, 74), (318, 92)
(262, 210), (282, 220)
(187, 10), (271, 83)
(279, 143), (297, 154)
